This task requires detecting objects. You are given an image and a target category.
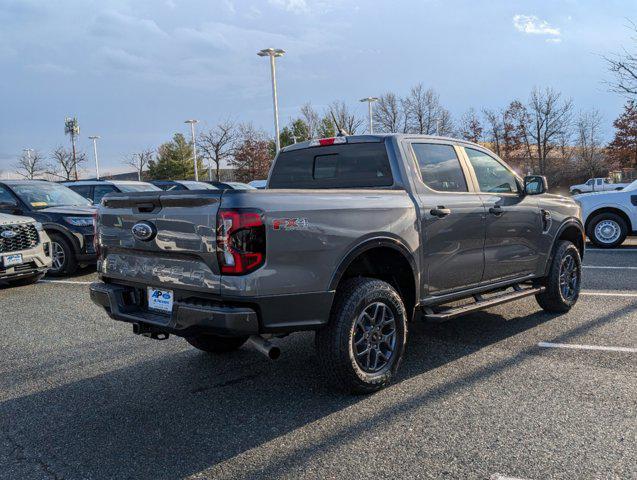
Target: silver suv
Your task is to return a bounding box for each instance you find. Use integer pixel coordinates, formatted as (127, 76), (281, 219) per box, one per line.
(0, 213), (52, 286)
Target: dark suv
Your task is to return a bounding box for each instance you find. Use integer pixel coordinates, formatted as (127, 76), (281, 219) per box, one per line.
(0, 181), (96, 276)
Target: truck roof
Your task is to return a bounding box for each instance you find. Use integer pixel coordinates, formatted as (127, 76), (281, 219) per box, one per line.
(280, 134), (486, 153)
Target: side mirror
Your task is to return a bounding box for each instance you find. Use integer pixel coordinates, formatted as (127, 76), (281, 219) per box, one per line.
(524, 175), (548, 195)
(0, 200), (20, 213)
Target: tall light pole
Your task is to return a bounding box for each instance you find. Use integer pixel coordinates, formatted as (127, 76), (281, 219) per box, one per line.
(257, 48), (285, 153)
(184, 119), (199, 181)
(359, 97), (379, 134)
(88, 136), (101, 180)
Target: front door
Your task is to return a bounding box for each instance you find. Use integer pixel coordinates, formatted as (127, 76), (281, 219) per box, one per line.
(409, 142), (486, 295)
(463, 147), (542, 282)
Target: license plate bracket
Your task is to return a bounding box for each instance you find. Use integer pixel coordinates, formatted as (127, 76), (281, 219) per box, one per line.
(147, 287), (174, 313)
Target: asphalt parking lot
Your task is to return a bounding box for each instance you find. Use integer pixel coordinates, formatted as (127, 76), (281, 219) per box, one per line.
(1, 244), (635, 480)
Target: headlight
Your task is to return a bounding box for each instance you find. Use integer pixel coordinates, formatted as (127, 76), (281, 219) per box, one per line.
(64, 216), (94, 227)
(33, 222), (43, 231)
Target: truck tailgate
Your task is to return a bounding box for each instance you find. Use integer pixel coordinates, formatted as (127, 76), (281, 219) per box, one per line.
(97, 190), (222, 294)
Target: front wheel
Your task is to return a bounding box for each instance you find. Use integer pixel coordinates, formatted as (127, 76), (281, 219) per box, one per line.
(571, 189), (581, 195)
(315, 277), (408, 394)
(536, 240), (582, 313)
(587, 213), (627, 248)
(186, 334), (248, 353)
(48, 233), (78, 276)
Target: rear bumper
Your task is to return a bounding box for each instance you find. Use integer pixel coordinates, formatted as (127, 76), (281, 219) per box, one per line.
(90, 280), (335, 337)
(90, 282), (259, 336)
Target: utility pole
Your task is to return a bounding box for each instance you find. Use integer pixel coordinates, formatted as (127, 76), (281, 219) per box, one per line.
(257, 48), (285, 153)
(184, 119), (199, 181)
(88, 136), (101, 180)
(359, 97), (379, 134)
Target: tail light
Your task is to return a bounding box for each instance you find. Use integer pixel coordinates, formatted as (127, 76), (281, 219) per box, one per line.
(309, 137), (347, 147)
(92, 209), (100, 257)
(217, 209), (265, 275)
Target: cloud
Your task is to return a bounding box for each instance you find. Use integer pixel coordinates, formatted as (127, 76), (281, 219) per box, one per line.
(513, 14), (561, 36)
(27, 62), (75, 74)
(545, 38), (562, 44)
(268, 0), (309, 14)
(91, 10), (167, 39)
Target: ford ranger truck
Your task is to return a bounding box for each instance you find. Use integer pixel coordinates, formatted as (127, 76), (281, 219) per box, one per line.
(90, 135), (585, 393)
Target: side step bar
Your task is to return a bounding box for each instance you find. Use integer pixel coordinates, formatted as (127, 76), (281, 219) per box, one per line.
(423, 285), (545, 323)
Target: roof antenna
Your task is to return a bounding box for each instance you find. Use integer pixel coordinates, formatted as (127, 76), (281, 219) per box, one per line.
(329, 111), (350, 137)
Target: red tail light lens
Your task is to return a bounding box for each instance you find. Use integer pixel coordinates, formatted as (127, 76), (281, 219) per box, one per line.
(217, 209), (265, 275)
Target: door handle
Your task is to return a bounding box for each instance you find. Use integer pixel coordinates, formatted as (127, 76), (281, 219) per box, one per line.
(430, 207), (451, 218)
(488, 205), (504, 216)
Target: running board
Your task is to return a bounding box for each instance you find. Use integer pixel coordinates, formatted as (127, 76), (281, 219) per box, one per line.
(423, 285), (545, 322)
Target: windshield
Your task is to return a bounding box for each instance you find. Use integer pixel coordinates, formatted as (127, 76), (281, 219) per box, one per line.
(179, 181), (218, 190)
(115, 183), (161, 192)
(624, 179), (637, 191)
(10, 182), (92, 209)
(227, 182), (255, 190)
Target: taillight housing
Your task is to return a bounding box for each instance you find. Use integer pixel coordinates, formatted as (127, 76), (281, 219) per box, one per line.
(217, 209), (266, 275)
(92, 209), (100, 257)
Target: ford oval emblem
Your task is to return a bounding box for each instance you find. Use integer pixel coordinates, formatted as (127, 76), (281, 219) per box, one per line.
(1, 230), (17, 239)
(131, 221), (156, 242)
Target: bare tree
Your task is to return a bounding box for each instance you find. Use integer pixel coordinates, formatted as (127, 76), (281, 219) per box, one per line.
(197, 121), (238, 181)
(604, 21), (637, 98)
(576, 109), (606, 178)
(482, 109), (504, 157)
(373, 92), (408, 133)
(15, 150), (46, 179)
(403, 84), (450, 135)
(229, 123), (272, 182)
(49, 146), (86, 181)
(327, 101), (364, 134)
(459, 108), (483, 143)
(125, 149), (154, 181)
(527, 87), (573, 175)
(300, 103), (321, 139)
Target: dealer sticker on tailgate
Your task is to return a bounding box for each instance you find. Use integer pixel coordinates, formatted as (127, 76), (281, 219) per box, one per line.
(147, 287), (174, 313)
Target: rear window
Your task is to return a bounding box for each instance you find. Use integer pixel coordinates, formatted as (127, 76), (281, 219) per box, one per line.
(268, 142), (393, 189)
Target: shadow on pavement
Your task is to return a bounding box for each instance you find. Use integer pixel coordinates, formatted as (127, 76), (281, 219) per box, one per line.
(1, 301), (633, 479)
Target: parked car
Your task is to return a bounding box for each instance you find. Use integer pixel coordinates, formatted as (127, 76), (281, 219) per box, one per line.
(0, 213), (52, 286)
(248, 180), (267, 189)
(205, 181), (256, 190)
(574, 179), (637, 247)
(90, 134), (584, 393)
(150, 180), (218, 191)
(63, 180), (160, 205)
(569, 177), (629, 195)
(0, 180), (96, 276)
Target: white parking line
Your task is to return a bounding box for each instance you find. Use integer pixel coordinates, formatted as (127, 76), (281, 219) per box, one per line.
(39, 280), (92, 285)
(580, 291), (637, 297)
(538, 342), (637, 353)
(583, 266), (637, 270)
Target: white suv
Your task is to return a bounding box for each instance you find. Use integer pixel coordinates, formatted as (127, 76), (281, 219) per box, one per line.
(0, 213), (52, 286)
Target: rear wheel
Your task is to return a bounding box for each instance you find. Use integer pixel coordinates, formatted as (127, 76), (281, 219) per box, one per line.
(315, 277), (407, 394)
(587, 213), (627, 248)
(571, 189), (581, 195)
(48, 233), (78, 276)
(186, 334), (248, 353)
(536, 240), (582, 313)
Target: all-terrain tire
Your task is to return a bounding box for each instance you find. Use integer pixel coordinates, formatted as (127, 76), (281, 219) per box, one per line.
(536, 240), (581, 313)
(315, 277), (408, 394)
(186, 334), (249, 353)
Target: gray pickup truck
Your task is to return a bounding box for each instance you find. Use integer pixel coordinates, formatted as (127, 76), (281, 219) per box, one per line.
(90, 134), (584, 393)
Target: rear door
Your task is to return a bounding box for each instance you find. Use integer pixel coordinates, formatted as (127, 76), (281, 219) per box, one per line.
(407, 140), (486, 295)
(462, 146), (542, 282)
(98, 190), (222, 294)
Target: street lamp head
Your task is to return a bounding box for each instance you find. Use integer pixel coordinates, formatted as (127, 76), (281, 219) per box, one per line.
(184, 119), (199, 125)
(360, 97), (379, 103)
(88, 135), (100, 140)
(257, 48), (285, 57)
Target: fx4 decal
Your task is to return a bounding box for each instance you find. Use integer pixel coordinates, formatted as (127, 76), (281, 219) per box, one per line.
(272, 218), (309, 231)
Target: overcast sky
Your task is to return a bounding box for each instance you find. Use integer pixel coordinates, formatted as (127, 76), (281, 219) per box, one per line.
(1, 0), (636, 177)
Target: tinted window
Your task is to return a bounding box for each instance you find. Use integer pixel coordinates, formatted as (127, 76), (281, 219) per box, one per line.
(269, 143), (393, 189)
(586, 179), (594, 186)
(465, 148), (518, 194)
(93, 185), (116, 204)
(115, 183), (161, 192)
(0, 185), (17, 205)
(69, 185), (92, 201)
(412, 143), (468, 192)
